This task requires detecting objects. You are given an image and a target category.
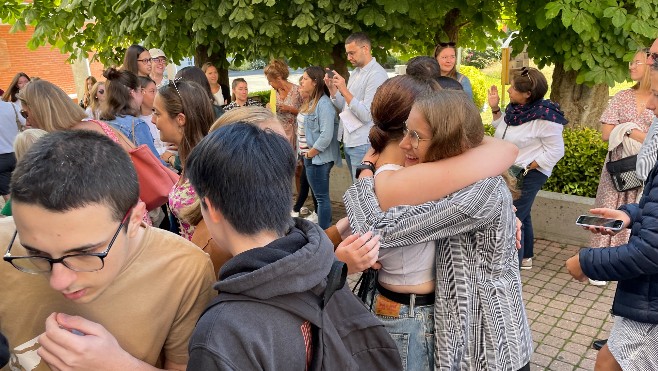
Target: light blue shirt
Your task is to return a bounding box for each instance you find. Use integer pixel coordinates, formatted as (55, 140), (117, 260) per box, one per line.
(331, 58), (388, 147)
(302, 95), (341, 166)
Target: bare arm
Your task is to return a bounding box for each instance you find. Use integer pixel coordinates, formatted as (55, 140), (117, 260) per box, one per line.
(373, 137), (518, 210)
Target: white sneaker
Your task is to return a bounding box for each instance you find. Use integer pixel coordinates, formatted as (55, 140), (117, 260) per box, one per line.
(305, 211), (318, 223)
(520, 258), (532, 270)
(589, 278), (608, 286)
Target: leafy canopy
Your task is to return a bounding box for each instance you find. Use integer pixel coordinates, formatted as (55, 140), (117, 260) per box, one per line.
(2, 0), (513, 68)
(514, 0), (658, 86)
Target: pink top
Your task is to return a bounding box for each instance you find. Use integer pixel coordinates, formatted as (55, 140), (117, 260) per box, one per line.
(600, 89), (653, 128)
(169, 179), (196, 240)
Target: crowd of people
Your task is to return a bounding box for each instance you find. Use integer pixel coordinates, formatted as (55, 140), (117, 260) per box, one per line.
(0, 31), (657, 371)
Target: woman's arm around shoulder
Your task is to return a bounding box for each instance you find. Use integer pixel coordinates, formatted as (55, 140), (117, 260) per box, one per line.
(375, 136), (518, 209)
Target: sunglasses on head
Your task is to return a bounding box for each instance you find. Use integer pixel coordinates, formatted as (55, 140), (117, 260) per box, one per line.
(520, 67), (535, 88)
(646, 50), (658, 61)
(98, 89), (105, 94)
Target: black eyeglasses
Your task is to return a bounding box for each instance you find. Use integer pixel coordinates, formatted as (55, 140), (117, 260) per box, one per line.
(137, 58), (152, 64)
(3, 210), (131, 274)
(20, 110), (28, 119)
(402, 123), (431, 149)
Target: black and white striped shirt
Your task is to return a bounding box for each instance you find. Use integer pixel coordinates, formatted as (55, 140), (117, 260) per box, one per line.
(344, 176), (533, 370)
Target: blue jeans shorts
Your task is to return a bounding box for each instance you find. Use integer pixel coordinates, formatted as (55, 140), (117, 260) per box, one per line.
(372, 292), (435, 371)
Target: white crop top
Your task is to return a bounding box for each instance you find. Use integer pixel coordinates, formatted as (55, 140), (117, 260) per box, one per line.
(374, 164), (435, 286)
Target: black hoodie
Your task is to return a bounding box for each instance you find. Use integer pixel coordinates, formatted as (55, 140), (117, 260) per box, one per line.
(188, 219), (335, 370)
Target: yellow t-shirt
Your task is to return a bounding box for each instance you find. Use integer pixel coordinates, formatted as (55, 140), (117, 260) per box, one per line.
(0, 218), (215, 371)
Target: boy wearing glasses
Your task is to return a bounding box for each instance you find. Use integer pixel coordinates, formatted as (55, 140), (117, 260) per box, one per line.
(0, 130), (214, 371)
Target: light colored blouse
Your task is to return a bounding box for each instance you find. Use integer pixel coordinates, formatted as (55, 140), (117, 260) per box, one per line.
(492, 115), (565, 177)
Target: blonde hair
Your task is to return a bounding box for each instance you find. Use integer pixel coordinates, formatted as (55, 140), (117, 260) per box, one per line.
(88, 81), (105, 119)
(210, 106), (284, 134)
(181, 106), (285, 226)
(14, 129), (48, 161)
(17, 79), (88, 132)
(634, 48), (651, 93)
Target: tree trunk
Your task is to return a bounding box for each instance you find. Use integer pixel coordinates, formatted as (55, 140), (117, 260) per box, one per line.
(550, 62), (609, 129)
(330, 43), (349, 83)
(195, 43), (229, 86)
(439, 8), (462, 43)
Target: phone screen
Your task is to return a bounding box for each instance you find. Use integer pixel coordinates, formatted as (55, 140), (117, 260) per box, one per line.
(326, 70), (335, 78)
(576, 215), (623, 229)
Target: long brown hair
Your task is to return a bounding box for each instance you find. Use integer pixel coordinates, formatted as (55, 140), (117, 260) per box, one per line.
(300, 67), (329, 113)
(122, 44), (148, 76)
(157, 79), (214, 168)
(101, 67), (140, 120)
(2, 72), (30, 102)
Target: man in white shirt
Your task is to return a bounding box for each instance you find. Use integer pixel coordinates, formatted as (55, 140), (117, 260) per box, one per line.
(326, 32), (389, 182)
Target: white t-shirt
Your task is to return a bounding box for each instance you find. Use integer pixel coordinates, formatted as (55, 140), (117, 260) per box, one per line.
(140, 114), (167, 155)
(0, 101), (20, 154)
(212, 90), (225, 106)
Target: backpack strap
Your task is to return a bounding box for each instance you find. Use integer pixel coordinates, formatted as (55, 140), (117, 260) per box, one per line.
(322, 261), (347, 309)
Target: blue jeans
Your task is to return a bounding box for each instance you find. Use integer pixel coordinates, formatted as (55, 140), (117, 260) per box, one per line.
(304, 159), (333, 229)
(293, 156), (316, 212)
(344, 143), (370, 183)
(513, 169), (548, 262)
(372, 293), (434, 371)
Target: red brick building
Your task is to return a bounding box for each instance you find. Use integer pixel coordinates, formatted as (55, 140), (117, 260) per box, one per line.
(0, 24), (104, 100)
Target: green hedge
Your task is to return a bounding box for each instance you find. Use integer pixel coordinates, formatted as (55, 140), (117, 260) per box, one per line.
(249, 90), (271, 105)
(459, 65), (487, 110)
(544, 127), (607, 198)
(484, 124), (607, 198)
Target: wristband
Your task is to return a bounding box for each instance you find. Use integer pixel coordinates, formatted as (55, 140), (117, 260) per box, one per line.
(355, 161), (376, 179)
(492, 107), (501, 114)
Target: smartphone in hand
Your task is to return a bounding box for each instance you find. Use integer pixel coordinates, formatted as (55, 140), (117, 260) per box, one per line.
(575, 215), (624, 231)
(326, 70), (335, 78)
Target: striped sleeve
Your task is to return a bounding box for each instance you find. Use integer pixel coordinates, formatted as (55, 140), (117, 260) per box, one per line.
(636, 118), (658, 181)
(343, 177), (505, 249)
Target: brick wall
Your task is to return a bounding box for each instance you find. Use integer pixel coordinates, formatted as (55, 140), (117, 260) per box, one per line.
(0, 25), (104, 98)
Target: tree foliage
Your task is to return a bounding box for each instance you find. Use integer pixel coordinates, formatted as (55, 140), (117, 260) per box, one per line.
(2, 0), (513, 72)
(515, 0), (658, 87)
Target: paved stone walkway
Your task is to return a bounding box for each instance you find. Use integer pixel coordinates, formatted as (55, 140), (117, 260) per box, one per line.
(327, 201), (616, 370)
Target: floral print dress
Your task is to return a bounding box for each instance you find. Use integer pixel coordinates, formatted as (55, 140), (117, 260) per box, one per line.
(169, 178), (196, 241)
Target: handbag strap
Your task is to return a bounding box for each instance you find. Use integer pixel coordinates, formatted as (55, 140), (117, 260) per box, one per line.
(10, 103), (22, 132)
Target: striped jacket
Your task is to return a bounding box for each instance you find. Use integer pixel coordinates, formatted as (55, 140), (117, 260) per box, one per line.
(344, 176), (533, 370)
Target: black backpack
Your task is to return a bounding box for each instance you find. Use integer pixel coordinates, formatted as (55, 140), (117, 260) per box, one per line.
(203, 261), (402, 370)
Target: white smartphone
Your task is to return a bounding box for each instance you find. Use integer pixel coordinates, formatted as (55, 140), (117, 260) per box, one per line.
(575, 215), (624, 231)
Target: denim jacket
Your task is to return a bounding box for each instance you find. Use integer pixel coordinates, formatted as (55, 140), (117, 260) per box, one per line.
(303, 95), (341, 167)
(106, 115), (160, 159)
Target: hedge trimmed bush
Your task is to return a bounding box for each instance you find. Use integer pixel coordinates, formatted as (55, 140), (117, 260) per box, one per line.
(543, 127), (607, 198)
(249, 90), (271, 105)
(484, 124), (607, 198)
(459, 65), (487, 110)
